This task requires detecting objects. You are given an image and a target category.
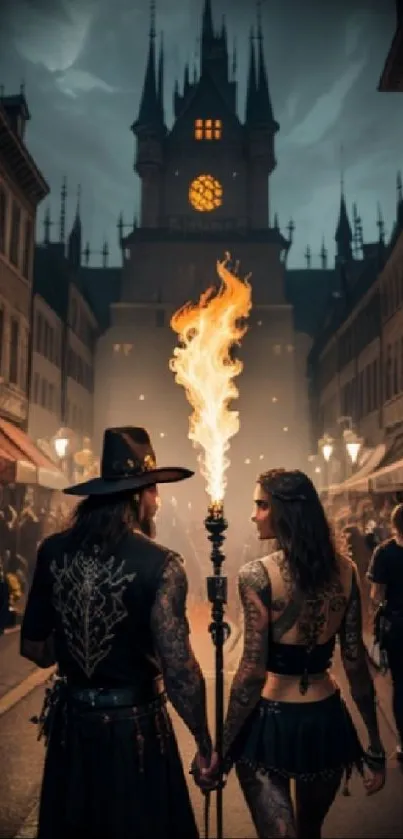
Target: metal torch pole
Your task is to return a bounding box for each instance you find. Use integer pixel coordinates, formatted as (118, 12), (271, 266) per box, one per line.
(205, 504), (230, 839)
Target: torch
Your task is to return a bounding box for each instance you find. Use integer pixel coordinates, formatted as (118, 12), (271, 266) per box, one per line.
(170, 254), (252, 839)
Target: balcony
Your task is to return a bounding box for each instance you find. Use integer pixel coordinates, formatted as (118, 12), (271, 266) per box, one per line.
(0, 380), (27, 423)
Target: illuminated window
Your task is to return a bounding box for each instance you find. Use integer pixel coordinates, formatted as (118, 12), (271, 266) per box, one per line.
(189, 174), (223, 212)
(194, 119), (222, 140)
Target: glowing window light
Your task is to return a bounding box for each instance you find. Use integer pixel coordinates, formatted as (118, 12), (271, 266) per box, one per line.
(189, 174), (223, 213)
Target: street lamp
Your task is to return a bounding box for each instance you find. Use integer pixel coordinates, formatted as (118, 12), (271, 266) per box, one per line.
(343, 428), (363, 464)
(319, 434), (334, 462)
(53, 427), (73, 460)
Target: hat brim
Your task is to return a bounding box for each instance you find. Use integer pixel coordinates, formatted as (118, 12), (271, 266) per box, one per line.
(63, 467), (194, 497)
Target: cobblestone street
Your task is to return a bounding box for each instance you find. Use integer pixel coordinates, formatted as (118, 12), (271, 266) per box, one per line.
(1, 617), (402, 838)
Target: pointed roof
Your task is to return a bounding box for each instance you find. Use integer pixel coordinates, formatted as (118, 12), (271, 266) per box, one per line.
(255, 15), (275, 126)
(157, 32), (164, 115)
(335, 190), (353, 246)
(132, 3), (163, 134)
(245, 29), (257, 123)
(202, 0), (214, 42)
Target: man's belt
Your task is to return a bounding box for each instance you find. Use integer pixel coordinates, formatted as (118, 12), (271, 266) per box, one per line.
(67, 677), (165, 709)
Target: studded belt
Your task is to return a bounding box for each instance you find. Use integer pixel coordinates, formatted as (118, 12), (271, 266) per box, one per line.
(67, 676), (165, 710)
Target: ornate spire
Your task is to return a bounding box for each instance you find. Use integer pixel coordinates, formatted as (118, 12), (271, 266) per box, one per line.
(132, 0), (163, 133)
(67, 184), (82, 269)
(83, 242), (91, 265)
(231, 37), (237, 80)
(59, 176), (67, 244)
(245, 28), (257, 123)
(287, 218), (295, 244)
(157, 31), (164, 113)
(320, 236), (328, 269)
(117, 212), (124, 244)
(352, 202), (363, 257)
(377, 202), (385, 245)
(255, 0), (275, 125)
(102, 239), (109, 268)
(202, 0), (214, 42)
(183, 63), (190, 94)
(305, 245), (312, 269)
(335, 171), (353, 263)
(43, 206), (52, 244)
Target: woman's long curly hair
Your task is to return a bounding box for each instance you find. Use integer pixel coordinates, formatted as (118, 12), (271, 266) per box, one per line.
(258, 468), (341, 594)
(61, 490), (141, 556)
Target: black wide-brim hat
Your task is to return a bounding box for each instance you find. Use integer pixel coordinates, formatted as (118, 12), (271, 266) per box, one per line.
(64, 426), (194, 496)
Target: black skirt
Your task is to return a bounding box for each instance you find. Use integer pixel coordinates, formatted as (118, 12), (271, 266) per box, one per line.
(37, 694), (199, 839)
(231, 690), (364, 784)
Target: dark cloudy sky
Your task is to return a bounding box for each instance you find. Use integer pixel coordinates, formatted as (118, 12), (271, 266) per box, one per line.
(0, 0), (401, 269)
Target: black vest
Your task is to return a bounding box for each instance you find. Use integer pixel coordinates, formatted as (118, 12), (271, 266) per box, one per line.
(37, 530), (175, 688)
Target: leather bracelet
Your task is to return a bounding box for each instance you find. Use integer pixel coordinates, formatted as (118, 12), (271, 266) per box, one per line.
(364, 747), (386, 772)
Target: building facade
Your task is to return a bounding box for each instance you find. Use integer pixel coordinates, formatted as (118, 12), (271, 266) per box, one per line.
(308, 179), (403, 489)
(378, 0), (403, 92)
(0, 92), (48, 428)
(93, 0), (333, 517)
(30, 206), (100, 459)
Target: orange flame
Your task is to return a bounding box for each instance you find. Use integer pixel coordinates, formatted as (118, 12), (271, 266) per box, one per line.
(170, 254), (252, 505)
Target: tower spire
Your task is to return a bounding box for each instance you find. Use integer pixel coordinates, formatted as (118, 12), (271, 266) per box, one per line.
(232, 37), (237, 80)
(202, 0), (214, 41)
(132, 0), (163, 133)
(245, 28), (257, 124)
(335, 171), (353, 264)
(157, 31), (164, 113)
(68, 184), (82, 270)
(59, 176), (67, 245)
(43, 206), (52, 244)
(255, 0), (274, 125)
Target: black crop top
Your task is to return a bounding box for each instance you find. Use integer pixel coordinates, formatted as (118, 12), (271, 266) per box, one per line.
(267, 636), (336, 693)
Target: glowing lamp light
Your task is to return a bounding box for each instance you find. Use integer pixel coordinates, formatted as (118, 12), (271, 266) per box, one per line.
(54, 436), (69, 459)
(272, 396), (278, 403)
(322, 443), (333, 462)
(259, 454), (264, 460)
(346, 441), (360, 463)
(283, 426), (288, 432)
(139, 394), (145, 401)
(315, 466), (321, 474)
(244, 458), (251, 465)
(159, 432), (165, 438)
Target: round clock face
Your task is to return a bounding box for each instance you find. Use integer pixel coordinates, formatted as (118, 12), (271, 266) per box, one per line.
(189, 174), (223, 212)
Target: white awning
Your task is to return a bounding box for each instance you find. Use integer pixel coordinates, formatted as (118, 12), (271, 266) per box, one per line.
(37, 466), (69, 491)
(327, 444), (386, 495)
(369, 457), (403, 492)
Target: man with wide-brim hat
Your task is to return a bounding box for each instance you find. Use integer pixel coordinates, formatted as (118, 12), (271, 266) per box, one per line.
(63, 425), (194, 496)
(21, 427), (215, 839)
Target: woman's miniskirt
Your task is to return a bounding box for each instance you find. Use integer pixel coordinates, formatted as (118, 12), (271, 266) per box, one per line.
(230, 690), (364, 786)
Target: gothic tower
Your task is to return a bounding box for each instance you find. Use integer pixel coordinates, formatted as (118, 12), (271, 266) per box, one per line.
(95, 0), (309, 516)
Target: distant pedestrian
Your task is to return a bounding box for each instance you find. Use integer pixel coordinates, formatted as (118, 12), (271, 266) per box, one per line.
(367, 503), (403, 762)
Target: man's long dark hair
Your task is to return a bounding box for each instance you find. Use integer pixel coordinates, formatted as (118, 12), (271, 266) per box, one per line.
(62, 490), (141, 555)
(259, 469), (340, 594)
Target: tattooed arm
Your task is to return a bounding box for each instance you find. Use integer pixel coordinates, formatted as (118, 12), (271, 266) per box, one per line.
(223, 560), (269, 762)
(150, 553), (212, 759)
(338, 563), (383, 752)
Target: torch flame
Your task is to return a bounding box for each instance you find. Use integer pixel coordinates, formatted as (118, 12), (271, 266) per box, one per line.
(170, 254), (252, 505)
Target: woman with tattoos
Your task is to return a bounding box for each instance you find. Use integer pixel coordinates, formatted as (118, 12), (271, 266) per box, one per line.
(200, 469), (386, 838)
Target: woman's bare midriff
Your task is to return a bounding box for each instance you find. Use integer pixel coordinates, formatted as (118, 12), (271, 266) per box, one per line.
(261, 669), (339, 703)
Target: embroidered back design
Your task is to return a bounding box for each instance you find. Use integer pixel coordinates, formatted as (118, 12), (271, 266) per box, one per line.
(50, 546), (137, 679)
